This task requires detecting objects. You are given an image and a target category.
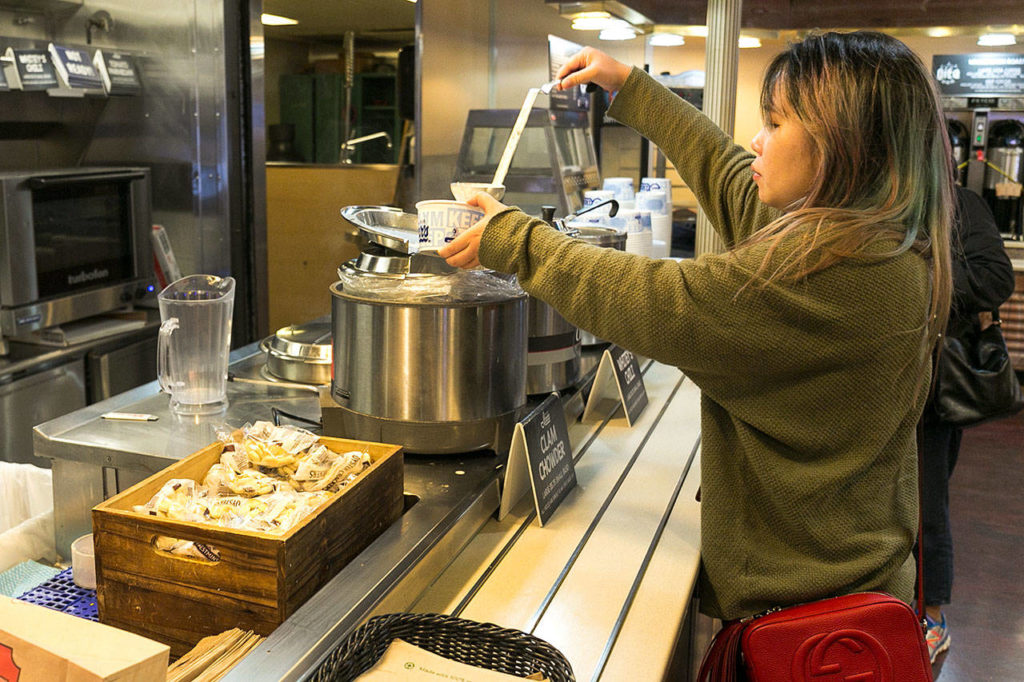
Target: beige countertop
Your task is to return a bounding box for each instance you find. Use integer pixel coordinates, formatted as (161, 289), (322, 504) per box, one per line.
(402, 361), (705, 681)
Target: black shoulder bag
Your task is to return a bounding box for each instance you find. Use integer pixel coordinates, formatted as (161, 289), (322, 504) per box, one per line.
(934, 309), (1024, 428)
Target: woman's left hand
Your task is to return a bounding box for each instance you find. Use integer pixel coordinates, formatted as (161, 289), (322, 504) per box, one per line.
(438, 192), (508, 269)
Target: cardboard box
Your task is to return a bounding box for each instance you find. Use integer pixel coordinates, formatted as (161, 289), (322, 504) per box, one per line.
(92, 436), (404, 657)
(0, 597), (168, 681)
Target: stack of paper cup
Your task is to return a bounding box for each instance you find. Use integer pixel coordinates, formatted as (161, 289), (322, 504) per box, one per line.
(582, 189), (616, 218)
(636, 189), (672, 258)
(641, 177), (673, 211)
(641, 177), (673, 257)
(621, 208), (653, 257)
(603, 177), (635, 203)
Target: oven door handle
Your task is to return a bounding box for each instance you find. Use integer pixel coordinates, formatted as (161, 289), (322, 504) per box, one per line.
(27, 171), (147, 188)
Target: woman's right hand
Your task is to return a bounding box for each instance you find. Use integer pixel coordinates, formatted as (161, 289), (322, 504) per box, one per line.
(555, 47), (632, 93)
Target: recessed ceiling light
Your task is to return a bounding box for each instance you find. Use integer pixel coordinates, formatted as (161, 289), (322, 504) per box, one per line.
(738, 36), (761, 48)
(927, 27), (954, 38)
(261, 13), (298, 26)
(599, 25), (638, 41)
(572, 16), (621, 31)
(649, 33), (685, 47)
(978, 33), (1016, 46)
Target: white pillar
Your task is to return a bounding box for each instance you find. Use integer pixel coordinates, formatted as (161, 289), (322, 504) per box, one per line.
(695, 0), (742, 256)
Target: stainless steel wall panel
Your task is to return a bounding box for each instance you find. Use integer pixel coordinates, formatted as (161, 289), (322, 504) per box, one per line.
(0, 359), (86, 466)
(0, 1), (238, 285)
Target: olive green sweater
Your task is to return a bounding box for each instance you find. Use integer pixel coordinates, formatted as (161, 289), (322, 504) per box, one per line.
(478, 68), (926, 620)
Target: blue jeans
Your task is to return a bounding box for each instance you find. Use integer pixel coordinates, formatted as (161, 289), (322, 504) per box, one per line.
(920, 408), (962, 606)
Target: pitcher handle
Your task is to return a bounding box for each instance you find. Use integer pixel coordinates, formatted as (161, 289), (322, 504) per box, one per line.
(157, 317), (180, 394)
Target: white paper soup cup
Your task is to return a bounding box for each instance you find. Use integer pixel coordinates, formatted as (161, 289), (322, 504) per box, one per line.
(416, 200), (485, 252)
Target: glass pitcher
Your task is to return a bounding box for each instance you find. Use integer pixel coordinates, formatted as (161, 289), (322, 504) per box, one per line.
(157, 275), (235, 414)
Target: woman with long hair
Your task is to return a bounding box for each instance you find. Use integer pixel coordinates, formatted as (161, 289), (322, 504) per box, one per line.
(440, 31), (953, 622)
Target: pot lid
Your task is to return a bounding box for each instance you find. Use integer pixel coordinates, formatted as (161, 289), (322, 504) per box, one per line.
(346, 244), (458, 278)
(341, 205), (418, 254)
(264, 321), (332, 362)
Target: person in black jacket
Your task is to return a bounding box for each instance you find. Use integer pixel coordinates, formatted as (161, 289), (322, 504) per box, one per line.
(921, 185), (1015, 663)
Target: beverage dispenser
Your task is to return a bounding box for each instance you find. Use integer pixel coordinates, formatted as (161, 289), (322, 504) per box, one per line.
(983, 119), (1024, 237)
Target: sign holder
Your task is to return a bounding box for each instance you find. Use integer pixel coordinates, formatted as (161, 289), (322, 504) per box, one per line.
(48, 44), (104, 95)
(499, 393), (577, 526)
(3, 48), (59, 91)
(581, 345), (648, 427)
(93, 50), (142, 96)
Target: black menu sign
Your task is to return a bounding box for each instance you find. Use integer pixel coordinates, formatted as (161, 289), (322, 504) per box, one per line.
(5, 48), (58, 90)
(582, 344), (648, 427)
(933, 53), (1024, 96)
(48, 44), (103, 90)
(93, 50), (141, 95)
(499, 393), (577, 526)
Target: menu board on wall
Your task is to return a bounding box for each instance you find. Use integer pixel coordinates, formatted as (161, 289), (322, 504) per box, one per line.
(547, 34), (589, 111)
(93, 50), (142, 95)
(48, 44), (103, 90)
(3, 48), (58, 90)
(933, 53), (1024, 96)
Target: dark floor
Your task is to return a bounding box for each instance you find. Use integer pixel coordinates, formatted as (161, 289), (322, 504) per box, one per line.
(929, 404), (1024, 680)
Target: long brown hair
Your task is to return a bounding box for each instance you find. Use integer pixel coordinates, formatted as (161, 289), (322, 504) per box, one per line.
(743, 31), (953, 347)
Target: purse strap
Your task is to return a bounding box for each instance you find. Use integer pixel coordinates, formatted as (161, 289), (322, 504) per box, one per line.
(915, 419), (926, 623)
(696, 620), (745, 682)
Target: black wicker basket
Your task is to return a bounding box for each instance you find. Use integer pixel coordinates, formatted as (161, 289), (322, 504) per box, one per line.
(309, 612), (576, 682)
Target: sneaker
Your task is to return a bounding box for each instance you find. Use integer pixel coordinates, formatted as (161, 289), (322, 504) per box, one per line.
(925, 613), (951, 663)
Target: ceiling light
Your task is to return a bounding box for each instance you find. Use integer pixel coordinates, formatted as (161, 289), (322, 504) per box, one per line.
(599, 25), (638, 41)
(738, 36), (761, 48)
(689, 26), (709, 37)
(549, 1), (653, 33)
(978, 33), (1017, 46)
(926, 27), (954, 38)
(649, 32), (685, 47)
(572, 16), (619, 30)
(261, 13), (298, 26)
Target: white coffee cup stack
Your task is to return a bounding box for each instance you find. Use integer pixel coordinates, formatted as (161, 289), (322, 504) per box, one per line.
(640, 177), (673, 258)
(621, 208), (653, 257)
(603, 177), (635, 203)
(581, 190), (616, 222)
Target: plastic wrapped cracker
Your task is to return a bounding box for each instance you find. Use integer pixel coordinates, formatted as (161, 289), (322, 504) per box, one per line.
(135, 423), (375, 535)
(202, 463), (238, 496)
(271, 425), (319, 454)
(227, 469), (278, 497)
(220, 445), (251, 474)
(154, 536), (221, 562)
(245, 439), (297, 469)
(302, 450), (370, 492)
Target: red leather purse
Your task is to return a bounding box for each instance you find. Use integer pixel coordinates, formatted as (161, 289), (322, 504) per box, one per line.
(698, 423), (935, 682)
(698, 592), (933, 681)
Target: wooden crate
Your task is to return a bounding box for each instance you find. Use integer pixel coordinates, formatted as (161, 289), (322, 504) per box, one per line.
(92, 436), (403, 657)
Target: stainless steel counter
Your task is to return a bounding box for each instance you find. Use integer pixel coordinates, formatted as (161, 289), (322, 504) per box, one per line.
(4, 310), (161, 467)
(35, 341), (705, 681)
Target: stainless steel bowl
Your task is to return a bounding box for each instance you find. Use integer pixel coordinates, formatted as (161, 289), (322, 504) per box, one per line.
(261, 321), (332, 384)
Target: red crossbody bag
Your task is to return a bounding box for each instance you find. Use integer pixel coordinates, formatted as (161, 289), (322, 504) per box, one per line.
(697, 426), (934, 682)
